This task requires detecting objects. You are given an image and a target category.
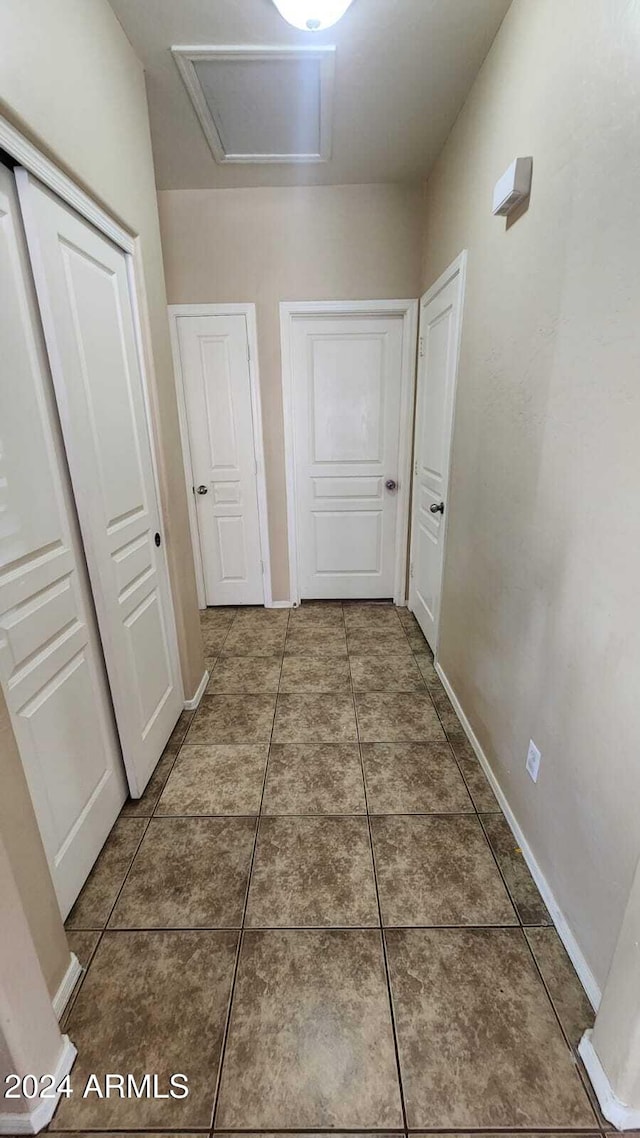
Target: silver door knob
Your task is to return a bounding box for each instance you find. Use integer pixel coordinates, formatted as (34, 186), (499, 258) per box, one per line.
(196, 485), (208, 495)
(430, 501), (444, 514)
(385, 479), (397, 491)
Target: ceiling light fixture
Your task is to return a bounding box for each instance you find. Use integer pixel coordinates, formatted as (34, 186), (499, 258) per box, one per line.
(271, 0), (354, 32)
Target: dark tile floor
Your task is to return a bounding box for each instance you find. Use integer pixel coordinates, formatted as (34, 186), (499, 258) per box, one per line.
(55, 602), (600, 1135)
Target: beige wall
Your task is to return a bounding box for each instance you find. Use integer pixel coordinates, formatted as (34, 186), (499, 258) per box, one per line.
(0, 0), (203, 992)
(420, 0), (640, 988)
(158, 183), (424, 600)
(0, 691), (68, 996)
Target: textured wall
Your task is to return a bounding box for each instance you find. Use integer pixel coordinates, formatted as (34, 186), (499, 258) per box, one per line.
(420, 0), (640, 987)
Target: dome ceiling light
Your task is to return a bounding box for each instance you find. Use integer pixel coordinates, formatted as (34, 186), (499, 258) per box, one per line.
(271, 0), (355, 32)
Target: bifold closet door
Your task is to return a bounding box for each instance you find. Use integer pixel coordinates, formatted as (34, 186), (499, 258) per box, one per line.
(0, 165), (126, 916)
(16, 170), (183, 798)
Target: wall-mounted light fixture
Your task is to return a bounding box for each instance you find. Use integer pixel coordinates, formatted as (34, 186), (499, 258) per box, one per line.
(271, 0), (354, 32)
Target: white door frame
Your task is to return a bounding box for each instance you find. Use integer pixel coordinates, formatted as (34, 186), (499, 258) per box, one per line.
(280, 299), (418, 607)
(0, 114), (184, 697)
(409, 250), (467, 654)
(168, 303), (273, 609)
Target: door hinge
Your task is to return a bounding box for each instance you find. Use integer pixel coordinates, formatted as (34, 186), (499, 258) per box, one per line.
(260, 559), (265, 575)
(419, 336), (425, 358)
(414, 460), (418, 477)
(410, 561), (414, 579)
(247, 345), (251, 363)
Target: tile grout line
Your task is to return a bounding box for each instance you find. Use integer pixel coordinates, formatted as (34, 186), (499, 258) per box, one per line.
(208, 605), (291, 1135)
(62, 706), (196, 1027)
(410, 631), (599, 1127)
(348, 604), (410, 1135)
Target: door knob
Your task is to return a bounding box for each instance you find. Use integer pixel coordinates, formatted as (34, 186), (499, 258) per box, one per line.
(385, 479), (397, 491)
(430, 501), (445, 514)
(196, 485), (208, 495)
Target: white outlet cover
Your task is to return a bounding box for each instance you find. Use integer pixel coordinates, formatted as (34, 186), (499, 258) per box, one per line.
(526, 739), (541, 783)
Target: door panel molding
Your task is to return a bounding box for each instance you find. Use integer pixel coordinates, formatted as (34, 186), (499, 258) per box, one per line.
(280, 299), (418, 606)
(16, 171), (184, 798)
(409, 251), (467, 654)
(169, 303), (272, 608)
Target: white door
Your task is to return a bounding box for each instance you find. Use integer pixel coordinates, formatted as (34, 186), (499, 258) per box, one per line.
(288, 311), (409, 600)
(409, 254), (466, 651)
(175, 313), (265, 606)
(0, 166), (126, 917)
(17, 171), (183, 797)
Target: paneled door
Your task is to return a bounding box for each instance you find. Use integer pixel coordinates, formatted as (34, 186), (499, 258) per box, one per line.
(17, 171), (183, 798)
(174, 312), (265, 606)
(409, 253), (466, 651)
(0, 166), (126, 916)
(286, 307), (414, 600)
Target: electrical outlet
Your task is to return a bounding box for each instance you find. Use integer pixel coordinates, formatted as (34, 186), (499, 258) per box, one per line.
(526, 739), (541, 783)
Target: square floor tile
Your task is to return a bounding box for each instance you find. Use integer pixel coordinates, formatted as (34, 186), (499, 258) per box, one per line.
(201, 607), (236, 632)
(279, 655), (351, 692)
(362, 742), (473, 813)
(109, 817), (255, 929)
(120, 746), (177, 817)
(215, 929), (403, 1129)
(165, 709), (195, 749)
(458, 758), (500, 810)
(273, 693), (357, 743)
(385, 927), (596, 1129)
(187, 694), (276, 743)
(288, 602), (345, 629)
(263, 743), (366, 814)
(246, 816), (378, 927)
(525, 927), (594, 1047)
(157, 744), (268, 816)
(285, 626), (348, 656)
(51, 930), (237, 1129)
(355, 692), (445, 742)
(206, 655), (282, 693)
(414, 652), (440, 688)
(346, 629), (411, 656)
(65, 930), (100, 970)
(350, 654), (425, 692)
(65, 819), (146, 930)
(201, 626), (230, 658)
(371, 815), (516, 926)
(343, 603), (402, 629)
(430, 685), (465, 740)
(222, 624), (286, 656)
(481, 814), (552, 924)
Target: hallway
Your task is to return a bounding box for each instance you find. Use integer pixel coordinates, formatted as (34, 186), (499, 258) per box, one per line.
(55, 602), (598, 1132)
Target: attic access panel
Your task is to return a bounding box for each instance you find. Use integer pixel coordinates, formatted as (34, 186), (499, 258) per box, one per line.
(172, 45), (336, 164)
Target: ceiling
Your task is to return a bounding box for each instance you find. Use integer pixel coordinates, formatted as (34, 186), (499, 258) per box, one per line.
(109, 0), (511, 190)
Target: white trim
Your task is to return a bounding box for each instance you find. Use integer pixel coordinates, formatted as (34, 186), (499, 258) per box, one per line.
(579, 1030), (640, 1130)
(52, 952), (82, 1021)
(266, 600), (293, 609)
(409, 250), (467, 653)
(184, 669), (209, 710)
(0, 114), (133, 252)
(168, 303), (273, 607)
(0, 1035), (77, 1134)
(171, 45), (335, 165)
(435, 659), (602, 1011)
(280, 299), (418, 607)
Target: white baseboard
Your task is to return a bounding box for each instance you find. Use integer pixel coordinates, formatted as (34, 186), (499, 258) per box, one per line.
(266, 599), (293, 608)
(52, 952), (82, 1020)
(0, 1035), (77, 1134)
(435, 661), (601, 1011)
(579, 1030), (640, 1130)
(184, 669), (209, 710)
